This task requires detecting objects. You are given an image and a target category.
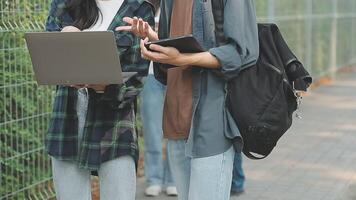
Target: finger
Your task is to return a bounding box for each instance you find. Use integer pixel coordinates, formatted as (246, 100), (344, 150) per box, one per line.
(140, 39), (165, 61)
(140, 38), (151, 60)
(61, 26), (81, 32)
(149, 44), (170, 54)
(122, 17), (134, 25)
(115, 26), (133, 32)
(141, 52), (147, 60)
(140, 38), (148, 53)
(144, 50), (167, 61)
(132, 17), (138, 33)
(116, 17), (135, 32)
(138, 18), (145, 36)
(144, 22), (150, 34)
(141, 37), (149, 45)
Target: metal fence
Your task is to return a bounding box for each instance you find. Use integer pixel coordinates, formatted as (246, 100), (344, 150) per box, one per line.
(0, 0), (55, 199)
(255, 0), (356, 77)
(1, 0), (356, 199)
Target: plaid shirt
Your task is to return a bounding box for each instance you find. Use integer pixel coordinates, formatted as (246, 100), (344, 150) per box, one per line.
(45, 0), (155, 171)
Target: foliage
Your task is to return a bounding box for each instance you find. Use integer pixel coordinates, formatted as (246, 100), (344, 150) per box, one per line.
(0, 0), (55, 199)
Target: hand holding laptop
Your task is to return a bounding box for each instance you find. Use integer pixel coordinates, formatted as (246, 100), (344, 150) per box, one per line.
(65, 84), (107, 93)
(62, 26), (81, 32)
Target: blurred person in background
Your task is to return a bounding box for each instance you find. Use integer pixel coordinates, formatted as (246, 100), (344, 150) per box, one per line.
(140, 64), (177, 197)
(139, 0), (177, 196)
(231, 153), (246, 196)
(45, 0), (155, 199)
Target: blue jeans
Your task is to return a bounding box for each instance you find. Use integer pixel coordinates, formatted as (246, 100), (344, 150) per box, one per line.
(167, 140), (235, 200)
(51, 90), (136, 200)
(231, 153), (245, 193)
(51, 156), (136, 200)
(140, 75), (174, 187)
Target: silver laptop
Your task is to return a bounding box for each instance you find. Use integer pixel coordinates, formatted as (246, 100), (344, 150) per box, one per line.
(25, 31), (136, 85)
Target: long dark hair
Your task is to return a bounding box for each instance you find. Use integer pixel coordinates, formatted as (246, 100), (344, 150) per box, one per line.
(66, 0), (101, 30)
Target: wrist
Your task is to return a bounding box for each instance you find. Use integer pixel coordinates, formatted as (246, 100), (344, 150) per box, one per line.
(176, 53), (199, 66)
(175, 52), (220, 69)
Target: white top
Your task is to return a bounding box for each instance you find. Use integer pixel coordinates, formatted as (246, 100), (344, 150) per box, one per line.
(82, 0), (123, 94)
(84, 0), (124, 31)
(148, 12), (160, 74)
(148, 62), (154, 74)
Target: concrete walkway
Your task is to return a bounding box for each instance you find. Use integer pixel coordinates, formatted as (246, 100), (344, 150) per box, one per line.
(136, 72), (356, 200)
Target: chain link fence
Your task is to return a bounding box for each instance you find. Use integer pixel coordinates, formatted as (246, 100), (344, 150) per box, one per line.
(1, 0), (356, 199)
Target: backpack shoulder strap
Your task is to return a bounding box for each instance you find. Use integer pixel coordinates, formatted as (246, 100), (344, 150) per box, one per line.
(211, 0), (228, 46)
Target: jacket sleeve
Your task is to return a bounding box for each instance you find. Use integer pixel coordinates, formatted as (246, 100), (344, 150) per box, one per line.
(45, 0), (64, 32)
(209, 0), (259, 80)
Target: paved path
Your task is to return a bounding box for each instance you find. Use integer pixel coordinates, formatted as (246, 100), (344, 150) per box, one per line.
(136, 72), (356, 200)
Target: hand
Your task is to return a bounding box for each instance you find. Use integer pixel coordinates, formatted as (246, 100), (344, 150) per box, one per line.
(86, 84), (107, 93)
(65, 84), (106, 93)
(115, 17), (158, 41)
(140, 38), (186, 66)
(61, 26), (81, 32)
(64, 84), (86, 89)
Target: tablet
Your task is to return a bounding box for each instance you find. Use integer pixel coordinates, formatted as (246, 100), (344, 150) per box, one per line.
(25, 31), (136, 85)
(145, 35), (205, 53)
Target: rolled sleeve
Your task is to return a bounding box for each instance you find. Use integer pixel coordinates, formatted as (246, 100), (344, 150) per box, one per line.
(210, 0), (259, 80)
(209, 43), (243, 77)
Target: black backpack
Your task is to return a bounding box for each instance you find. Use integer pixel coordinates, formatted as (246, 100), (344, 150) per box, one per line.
(212, 1), (313, 159)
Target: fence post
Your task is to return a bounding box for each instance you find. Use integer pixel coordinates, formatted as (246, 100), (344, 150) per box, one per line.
(352, 0), (356, 65)
(267, 0), (275, 22)
(330, 0), (338, 78)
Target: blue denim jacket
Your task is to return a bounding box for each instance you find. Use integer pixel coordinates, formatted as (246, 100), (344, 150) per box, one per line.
(155, 0), (259, 157)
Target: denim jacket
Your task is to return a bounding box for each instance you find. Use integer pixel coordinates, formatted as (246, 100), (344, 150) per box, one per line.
(155, 0), (259, 157)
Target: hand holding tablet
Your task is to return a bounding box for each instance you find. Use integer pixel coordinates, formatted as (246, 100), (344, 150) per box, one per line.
(144, 35), (204, 53)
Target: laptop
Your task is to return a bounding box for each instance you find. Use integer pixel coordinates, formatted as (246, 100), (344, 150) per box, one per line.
(25, 31), (137, 85)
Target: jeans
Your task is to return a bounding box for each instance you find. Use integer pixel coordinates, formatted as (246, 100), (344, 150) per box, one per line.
(140, 74), (174, 187)
(51, 156), (136, 200)
(167, 140), (235, 200)
(51, 89), (136, 200)
(231, 153), (245, 193)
